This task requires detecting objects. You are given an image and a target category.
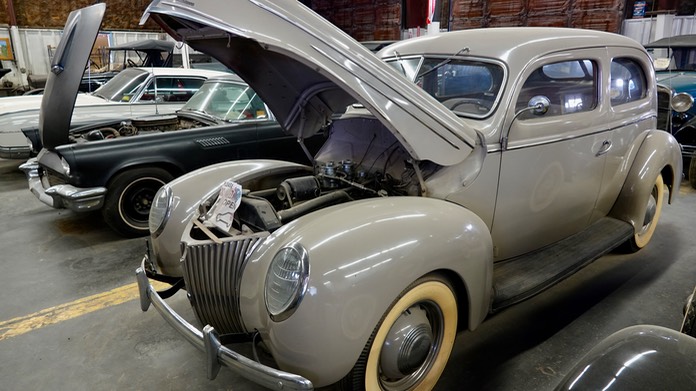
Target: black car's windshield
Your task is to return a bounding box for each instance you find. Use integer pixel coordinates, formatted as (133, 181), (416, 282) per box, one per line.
(92, 68), (149, 102)
(181, 80), (267, 121)
(386, 56), (505, 118)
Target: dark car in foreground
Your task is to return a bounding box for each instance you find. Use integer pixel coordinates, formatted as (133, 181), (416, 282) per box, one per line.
(20, 19), (323, 237)
(555, 286), (696, 390)
(645, 35), (696, 187)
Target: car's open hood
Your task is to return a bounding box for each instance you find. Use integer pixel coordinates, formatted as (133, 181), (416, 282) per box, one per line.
(39, 3), (105, 150)
(141, 0), (476, 165)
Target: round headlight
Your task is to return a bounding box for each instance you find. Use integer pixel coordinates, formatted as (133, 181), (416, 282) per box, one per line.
(672, 92), (694, 113)
(60, 157), (71, 177)
(265, 243), (309, 322)
(148, 185), (172, 237)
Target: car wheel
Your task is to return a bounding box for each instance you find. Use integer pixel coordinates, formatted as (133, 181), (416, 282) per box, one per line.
(102, 167), (173, 237)
(624, 174), (664, 253)
(689, 157), (696, 189)
(682, 288), (696, 338)
(338, 275), (457, 391)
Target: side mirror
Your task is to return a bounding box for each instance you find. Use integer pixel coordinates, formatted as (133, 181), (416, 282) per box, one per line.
(528, 95), (551, 115)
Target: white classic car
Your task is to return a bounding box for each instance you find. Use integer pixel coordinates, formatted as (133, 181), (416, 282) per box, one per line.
(133, 1), (682, 390)
(0, 66), (227, 159)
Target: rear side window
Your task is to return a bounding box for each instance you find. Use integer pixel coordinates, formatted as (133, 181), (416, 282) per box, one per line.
(610, 58), (647, 106)
(141, 77), (205, 102)
(516, 59), (597, 118)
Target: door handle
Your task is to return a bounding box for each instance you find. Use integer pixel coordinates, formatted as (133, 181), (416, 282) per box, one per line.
(596, 140), (612, 156)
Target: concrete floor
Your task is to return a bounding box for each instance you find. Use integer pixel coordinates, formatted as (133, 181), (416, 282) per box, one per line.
(0, 156), (694, 391)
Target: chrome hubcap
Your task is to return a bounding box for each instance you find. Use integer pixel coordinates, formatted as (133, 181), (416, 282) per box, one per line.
(640, 188), (657, 234)
(379, 302), (442, 389)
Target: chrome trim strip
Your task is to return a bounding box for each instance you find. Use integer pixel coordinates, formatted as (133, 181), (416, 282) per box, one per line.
(505, 115), (655, 151)
(136, 260), (314, 390)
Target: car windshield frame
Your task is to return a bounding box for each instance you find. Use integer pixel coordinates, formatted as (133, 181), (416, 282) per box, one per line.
(91, 68), (150, 102)
(180, 80), (268, 122)
(385, 55), (507, 119)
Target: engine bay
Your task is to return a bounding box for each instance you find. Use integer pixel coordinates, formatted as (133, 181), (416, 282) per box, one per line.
(193, 115), (439, 239)
(71, 115), (207, 142)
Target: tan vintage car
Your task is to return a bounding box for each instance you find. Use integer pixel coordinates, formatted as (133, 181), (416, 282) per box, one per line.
(135, 1), (682, 390)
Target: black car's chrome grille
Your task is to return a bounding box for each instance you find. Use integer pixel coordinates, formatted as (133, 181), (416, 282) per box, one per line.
(44, 169), (67, 187)
(182, 233), (268, 334)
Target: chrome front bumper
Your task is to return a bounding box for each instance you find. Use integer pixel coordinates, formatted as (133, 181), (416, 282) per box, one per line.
(0, 145), (31, 160)
(135, 257), (313, 390)
(19, 159), (106, 211)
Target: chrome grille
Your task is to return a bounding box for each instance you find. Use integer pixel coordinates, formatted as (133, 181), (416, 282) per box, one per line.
(182, 233), (268, 334)
(44, 170), (67, 187)
(656, 89), (672, 132)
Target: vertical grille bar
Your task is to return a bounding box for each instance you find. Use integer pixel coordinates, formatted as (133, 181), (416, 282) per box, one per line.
(182, 234), (267, 334)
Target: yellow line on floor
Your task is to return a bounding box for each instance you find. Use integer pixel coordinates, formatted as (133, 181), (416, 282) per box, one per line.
(0, 280), (170, 341)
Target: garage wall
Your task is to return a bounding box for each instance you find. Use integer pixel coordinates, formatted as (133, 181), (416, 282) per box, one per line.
(0, 0), (159, 30)
(311, 0), (403, 41)
(450, 0), (625, 32)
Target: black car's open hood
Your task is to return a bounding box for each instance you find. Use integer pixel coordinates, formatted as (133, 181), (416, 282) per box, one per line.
(39, 3), (105, 150)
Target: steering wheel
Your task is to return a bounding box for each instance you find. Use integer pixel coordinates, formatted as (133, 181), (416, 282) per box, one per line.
(127, 59), (138, 67)
(445, 98), (490, 113)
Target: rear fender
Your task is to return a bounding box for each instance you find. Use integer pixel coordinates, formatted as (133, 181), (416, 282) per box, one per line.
(609, 129), (682, 231)
(239, 196), (493, 386)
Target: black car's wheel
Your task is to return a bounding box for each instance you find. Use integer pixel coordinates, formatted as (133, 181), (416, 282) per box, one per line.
(682, 288), (696, 338)
(689, 157), (696, 189)
(623, 174), (664, 253)
(338, 275), (457, 391)
(102, 167), (173, 237)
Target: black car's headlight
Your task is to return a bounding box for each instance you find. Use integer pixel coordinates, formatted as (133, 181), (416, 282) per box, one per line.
(148, 186), (172, 237)
(265, 242), (309, 322)
(60, 157), (71, 177)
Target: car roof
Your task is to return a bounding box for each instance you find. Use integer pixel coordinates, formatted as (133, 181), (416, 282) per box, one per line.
(645, 35), (696, 48)
(379, 27), (645, 67)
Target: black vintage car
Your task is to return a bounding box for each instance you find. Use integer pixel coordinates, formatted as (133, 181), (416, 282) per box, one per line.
(20, 71), (324, 237)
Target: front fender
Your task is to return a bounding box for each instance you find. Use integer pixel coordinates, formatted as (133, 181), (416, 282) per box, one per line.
(609, 129), (682, 231)
(239, 197), (493, 387)
(150, 159), (310, 276)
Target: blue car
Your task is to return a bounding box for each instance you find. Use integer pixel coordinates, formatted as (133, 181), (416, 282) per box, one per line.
(646, 35), (696, 188)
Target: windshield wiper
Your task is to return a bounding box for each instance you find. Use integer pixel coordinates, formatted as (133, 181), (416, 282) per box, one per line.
(417, 47), (470, 79)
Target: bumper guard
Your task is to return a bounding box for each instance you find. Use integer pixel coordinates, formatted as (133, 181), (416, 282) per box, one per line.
(135, 257), (313, 390)
(18, 158), (106, 211)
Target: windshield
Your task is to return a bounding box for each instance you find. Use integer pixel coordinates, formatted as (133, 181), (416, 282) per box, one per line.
(91, 68), (149, 102)
(386, 56), (505, 118)
(181, 80), (267, 121)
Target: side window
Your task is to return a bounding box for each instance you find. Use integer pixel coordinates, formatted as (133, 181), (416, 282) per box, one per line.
(516, 59), (597, 118)
(140, 77), (205, 102)
(610, 58), (647, 106)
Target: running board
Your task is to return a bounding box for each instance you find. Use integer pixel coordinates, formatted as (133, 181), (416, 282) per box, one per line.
(491, 217), (634, 312)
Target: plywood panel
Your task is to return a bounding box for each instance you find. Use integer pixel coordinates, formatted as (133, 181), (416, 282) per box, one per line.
(11, 0), (158, 30)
